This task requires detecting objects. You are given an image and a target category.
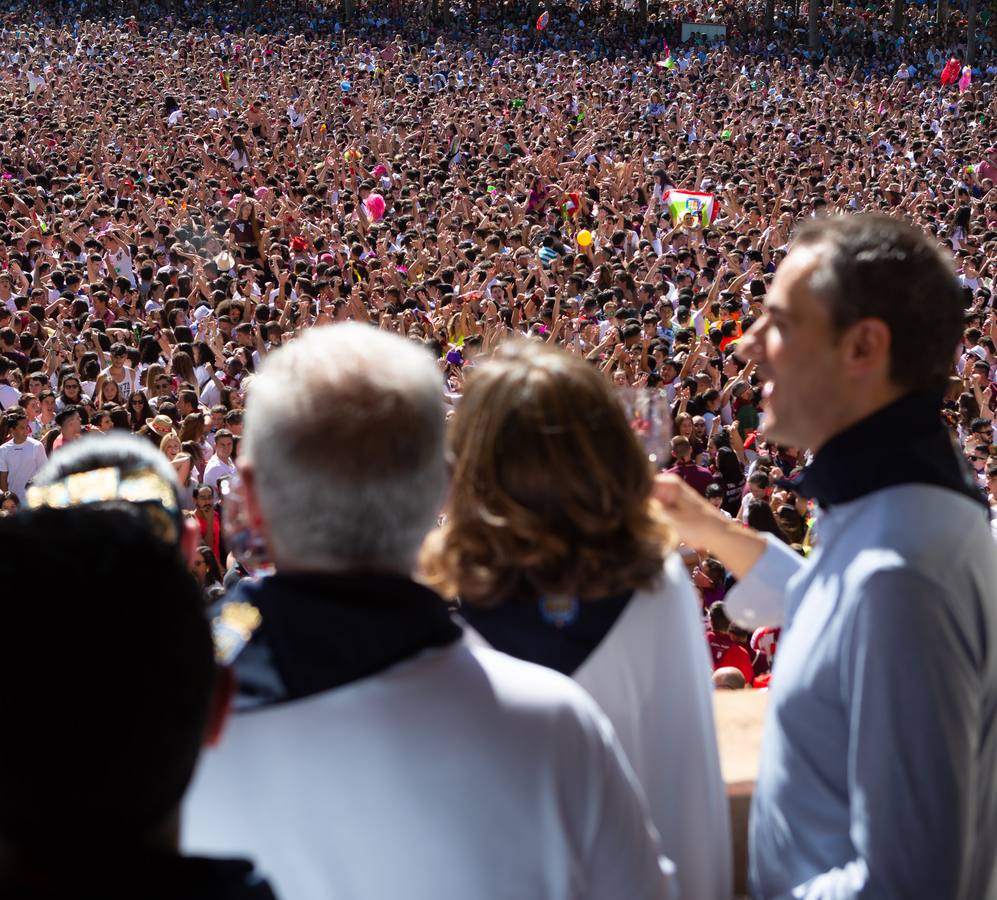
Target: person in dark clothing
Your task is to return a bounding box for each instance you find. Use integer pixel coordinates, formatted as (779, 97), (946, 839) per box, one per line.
(0, 505), (276, 900)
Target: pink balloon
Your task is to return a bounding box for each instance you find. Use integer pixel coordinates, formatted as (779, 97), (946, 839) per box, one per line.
(366, 193), (386, 221)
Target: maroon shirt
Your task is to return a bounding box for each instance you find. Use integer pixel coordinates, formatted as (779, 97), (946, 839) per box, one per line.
(667, 460), (718, 496)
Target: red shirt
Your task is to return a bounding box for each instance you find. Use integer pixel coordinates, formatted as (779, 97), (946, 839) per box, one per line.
(197, 509), (222, 562)
(706, 631), (754, 686)
(667, 460), (717, 496)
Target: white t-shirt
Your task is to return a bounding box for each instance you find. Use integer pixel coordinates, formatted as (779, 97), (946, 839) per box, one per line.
(107, 247), (136, 287)
(202, 454), (237, 489)
(0, 437), (48, 502)
(185, 639), (675, 900)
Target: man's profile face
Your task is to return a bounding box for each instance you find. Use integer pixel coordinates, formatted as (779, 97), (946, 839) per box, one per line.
(12, 419), (29, 441)
(739, 243), (846, 451)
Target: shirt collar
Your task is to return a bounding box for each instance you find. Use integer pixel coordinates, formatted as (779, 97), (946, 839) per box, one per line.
(785, 391), (988, 511)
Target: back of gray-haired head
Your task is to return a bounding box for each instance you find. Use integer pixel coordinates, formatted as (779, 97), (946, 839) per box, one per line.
(243, 322), (447, 574)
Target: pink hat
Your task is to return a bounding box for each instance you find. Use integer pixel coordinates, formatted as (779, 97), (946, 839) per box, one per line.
(319, 253), (335, 264)
(372, 164), (388, 177)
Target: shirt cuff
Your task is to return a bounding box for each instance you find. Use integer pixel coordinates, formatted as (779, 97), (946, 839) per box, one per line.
(724, 534), (804, 629)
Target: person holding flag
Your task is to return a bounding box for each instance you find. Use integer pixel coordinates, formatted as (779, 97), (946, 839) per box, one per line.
(663, 189), (718, 229)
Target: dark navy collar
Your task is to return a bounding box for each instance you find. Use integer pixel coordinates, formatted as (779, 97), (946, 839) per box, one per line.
(784, 391), (987, 511)
(460, 591), (634, 677)
(219, 571), (462, 710)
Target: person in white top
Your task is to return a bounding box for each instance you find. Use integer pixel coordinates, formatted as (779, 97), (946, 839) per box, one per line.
(0, 360), (20, 411)
(421, 341), (732, 900)
(201, 429), (237, 490)
(184, 323), (675, 900)
(0, 410), (48, 503)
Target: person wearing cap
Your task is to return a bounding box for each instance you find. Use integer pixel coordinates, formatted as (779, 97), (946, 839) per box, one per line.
(0, 504), (276, 900)
(184, 323), (676, 900)
(657, 215), (997, 899)
(146, 414), (177, 442)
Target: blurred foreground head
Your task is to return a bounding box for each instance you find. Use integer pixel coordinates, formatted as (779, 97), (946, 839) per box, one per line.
(242, 323), (447, 574)
(0, 505), (219, 849)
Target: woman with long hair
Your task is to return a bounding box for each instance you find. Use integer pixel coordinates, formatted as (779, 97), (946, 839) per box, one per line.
(170, 350), (198, 391)
(191, 544), (224, 589)
(56, 374), (85, 412)
(714, 445), (746, 517)
(179, 413), (210, 477)
(745, 498), (790, 544)
(421, 341), (730, 900)
(177, 439), (204, 508)
(230, 199), (263, 263)
(128, 391), (153, 431)
(95, 376), (122, 408)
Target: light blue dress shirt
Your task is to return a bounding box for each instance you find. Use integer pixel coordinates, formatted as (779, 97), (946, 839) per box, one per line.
(727, 484), (997, 899)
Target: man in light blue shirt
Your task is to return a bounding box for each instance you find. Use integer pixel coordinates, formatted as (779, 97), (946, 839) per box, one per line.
(657, 214), (997, 899)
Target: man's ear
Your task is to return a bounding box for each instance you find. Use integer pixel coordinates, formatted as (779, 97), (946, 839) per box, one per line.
(204, 663), (235, 748)
(842, 317), (892, 380)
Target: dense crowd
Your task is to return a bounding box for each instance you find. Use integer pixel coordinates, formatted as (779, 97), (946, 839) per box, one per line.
(0, 2), (996, 899)
(0, 0), (995, 679)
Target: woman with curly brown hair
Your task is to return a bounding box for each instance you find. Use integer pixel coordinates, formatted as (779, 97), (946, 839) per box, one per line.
(421, 340), (731, 900)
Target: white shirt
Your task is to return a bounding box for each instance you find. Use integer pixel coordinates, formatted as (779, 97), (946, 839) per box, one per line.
(185, 640), (675, 900)
(0, 437), (48, 502)
(464, 556), (732, 900)
(202, 454), (237, 490)
(0, 383), (19, 411)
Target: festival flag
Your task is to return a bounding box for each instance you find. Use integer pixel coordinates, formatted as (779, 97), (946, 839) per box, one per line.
(663, 189), (718, 227)
(219, 70), (230, 91)
(536, 11), (549, 30)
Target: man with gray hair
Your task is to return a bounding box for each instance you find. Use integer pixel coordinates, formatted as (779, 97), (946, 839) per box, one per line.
(184, 323), (675, 900)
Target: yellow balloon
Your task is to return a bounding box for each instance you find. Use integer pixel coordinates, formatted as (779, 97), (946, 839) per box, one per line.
(577, 229), (593, 247)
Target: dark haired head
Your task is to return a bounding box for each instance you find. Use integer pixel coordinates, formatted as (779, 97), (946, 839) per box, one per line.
(793, 214), (963, 394)
(0, 506), (218, 846)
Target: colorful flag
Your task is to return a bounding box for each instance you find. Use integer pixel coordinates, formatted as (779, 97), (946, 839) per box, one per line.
(536, 11), (549, 30)
(663, 189), (718, 227)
